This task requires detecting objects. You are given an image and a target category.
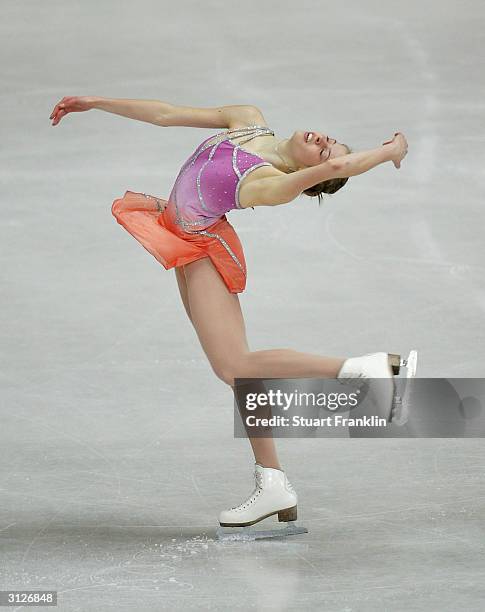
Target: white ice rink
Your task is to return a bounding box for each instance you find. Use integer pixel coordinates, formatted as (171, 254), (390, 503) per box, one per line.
(2, 0), (485, 610)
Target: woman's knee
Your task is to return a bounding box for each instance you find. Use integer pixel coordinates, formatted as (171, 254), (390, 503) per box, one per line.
(212, 363), (237, 387)
(212, 354), (248, 387)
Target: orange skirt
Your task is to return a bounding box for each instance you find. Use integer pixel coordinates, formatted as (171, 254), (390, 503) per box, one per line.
(111, 191), (247, 293)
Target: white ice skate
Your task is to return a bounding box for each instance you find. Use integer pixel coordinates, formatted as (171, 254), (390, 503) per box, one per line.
(337, 350), (418, 424)
(216, 464), (308, 541)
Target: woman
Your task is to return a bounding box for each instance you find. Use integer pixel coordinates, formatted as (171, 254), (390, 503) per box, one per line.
(49, 96), (410, 530)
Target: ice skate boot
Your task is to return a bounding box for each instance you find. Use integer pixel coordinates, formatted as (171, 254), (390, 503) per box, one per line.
(216, 464), (308, 541)
(337, 351), (418, 424)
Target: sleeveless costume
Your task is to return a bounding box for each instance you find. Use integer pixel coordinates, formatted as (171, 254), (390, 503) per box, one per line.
(111, 125), (274, 293)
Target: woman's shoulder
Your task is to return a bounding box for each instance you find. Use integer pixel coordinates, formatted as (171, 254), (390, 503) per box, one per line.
(227, 106), (270, 130)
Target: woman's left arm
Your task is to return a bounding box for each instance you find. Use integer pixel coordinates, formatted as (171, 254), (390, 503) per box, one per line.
(246, 139), (405, 207)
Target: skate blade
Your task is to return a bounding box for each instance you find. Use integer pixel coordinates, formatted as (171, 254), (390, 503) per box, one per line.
(390, 350), (418, 425)
(215, 521), (308, 542)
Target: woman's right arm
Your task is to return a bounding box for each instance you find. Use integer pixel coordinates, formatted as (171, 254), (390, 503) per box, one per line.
(248, 134), (408, 207)
(49, 96), (174, 126)
(49, 95), (262, 129)
(90, 97), (174, 125)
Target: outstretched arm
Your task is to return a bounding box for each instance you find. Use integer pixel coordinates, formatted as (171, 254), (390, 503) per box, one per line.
(245, 134), (408, 207)
(49, 95), (263, 129)
(49, 96), (168, 126)
(90, 97), (174, 125)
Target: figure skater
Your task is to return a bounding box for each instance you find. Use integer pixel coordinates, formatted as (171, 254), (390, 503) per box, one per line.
(49, 96), (412, 534)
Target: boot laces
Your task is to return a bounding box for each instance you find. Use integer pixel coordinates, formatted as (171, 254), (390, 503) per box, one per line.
(339, 372), (367, 385)
(229, 469), (263, 512)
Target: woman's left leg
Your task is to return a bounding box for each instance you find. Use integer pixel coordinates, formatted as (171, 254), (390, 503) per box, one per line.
(174, 260), (282, 469)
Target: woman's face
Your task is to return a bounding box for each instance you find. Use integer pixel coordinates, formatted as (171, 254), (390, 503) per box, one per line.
(289, 131), (349, 168)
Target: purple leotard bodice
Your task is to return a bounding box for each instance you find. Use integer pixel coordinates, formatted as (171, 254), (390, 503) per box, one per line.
(168, 125), (274, 232)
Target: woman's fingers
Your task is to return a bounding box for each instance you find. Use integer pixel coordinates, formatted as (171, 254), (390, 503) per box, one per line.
(50, 98), (69, 123)
(52, 109), (66, 125)
(49, 104), (60, 120)
(383, 133), (398, 146)
(50, 105), (61, 122)
(50, 103), (68, 125)
(382, 132), (407, 168)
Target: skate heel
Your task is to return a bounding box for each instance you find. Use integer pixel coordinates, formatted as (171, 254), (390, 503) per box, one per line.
(388, 351), (419, 377)
(278, 506), (297, 522)
(387, 353), (401, 375)
(390, 350), (419, 425)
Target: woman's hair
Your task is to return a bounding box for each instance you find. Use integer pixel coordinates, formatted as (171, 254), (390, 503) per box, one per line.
(302, 144), (352, 205)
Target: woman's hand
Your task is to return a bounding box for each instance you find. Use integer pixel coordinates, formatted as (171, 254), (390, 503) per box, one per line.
(383, 132), (408, 169)
(49, 96), (94, 126)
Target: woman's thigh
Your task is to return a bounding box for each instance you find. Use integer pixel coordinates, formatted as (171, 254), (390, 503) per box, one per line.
(174, 266), (192, 321)
(183, 258), (249, 377)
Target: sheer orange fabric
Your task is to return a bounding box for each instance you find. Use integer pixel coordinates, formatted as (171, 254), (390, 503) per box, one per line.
(111, 191), (247, 293)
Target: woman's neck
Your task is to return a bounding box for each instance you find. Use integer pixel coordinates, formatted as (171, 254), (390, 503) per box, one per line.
(250, 135), (297, 173)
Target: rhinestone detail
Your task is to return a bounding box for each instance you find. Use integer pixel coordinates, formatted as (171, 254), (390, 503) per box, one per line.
(235, 162), (272, 209)
(196, 139), (224, 211)
(142, 193), (166, 212)
(193, 228), (246, 275)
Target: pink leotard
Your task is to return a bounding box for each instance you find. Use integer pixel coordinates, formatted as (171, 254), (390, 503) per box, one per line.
(168, 125), (275, 232)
